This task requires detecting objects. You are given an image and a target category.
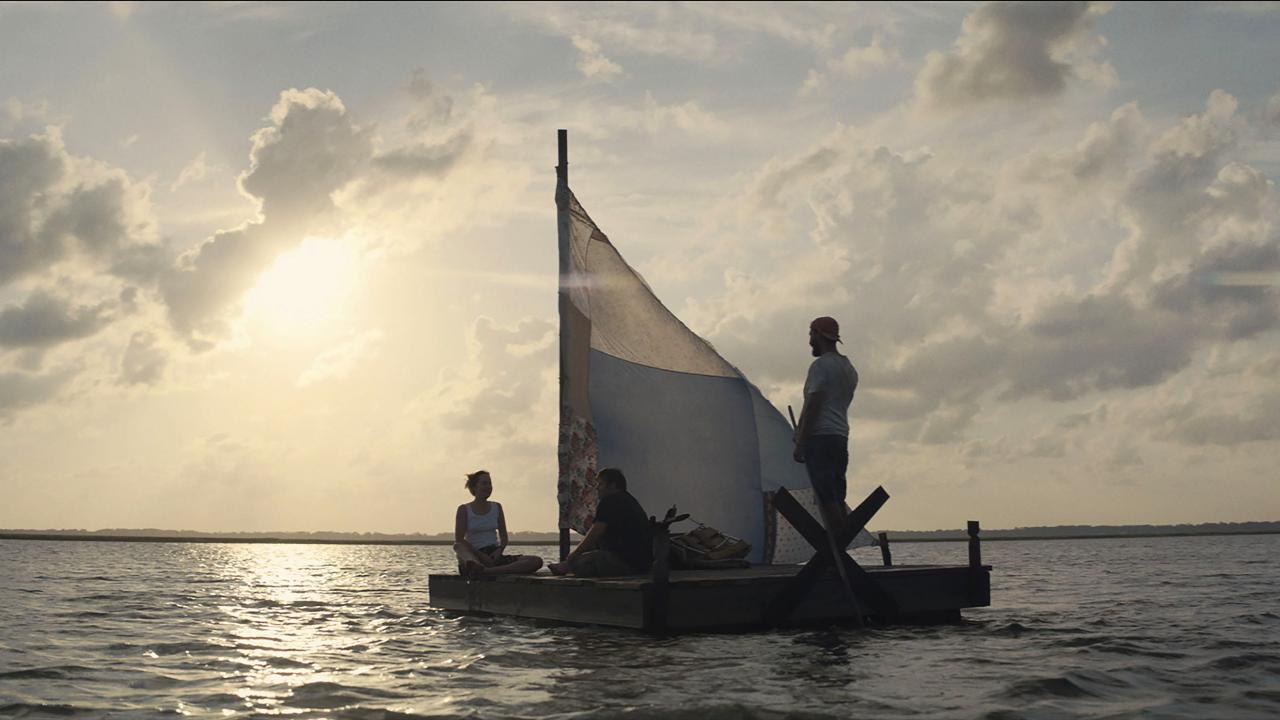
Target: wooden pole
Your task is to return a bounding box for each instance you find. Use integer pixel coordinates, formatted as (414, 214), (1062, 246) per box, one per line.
(647, 521), (672, 634)
(557, 129), (568, 185)
(968, 520), (981, 568)
(879, 532), (892, 567)
(557, 128), (570, 562)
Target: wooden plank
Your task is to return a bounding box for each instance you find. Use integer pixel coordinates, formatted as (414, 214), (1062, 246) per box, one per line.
(431, 575), (647, 628)
(429, 564), (990, 632)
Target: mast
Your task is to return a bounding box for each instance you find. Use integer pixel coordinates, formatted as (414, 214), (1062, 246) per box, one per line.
(556, 129), (571, 561)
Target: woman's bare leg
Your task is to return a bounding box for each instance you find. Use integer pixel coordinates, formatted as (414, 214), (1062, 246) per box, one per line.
(454, 542), (492, 576)
(482, 555), (544, 575)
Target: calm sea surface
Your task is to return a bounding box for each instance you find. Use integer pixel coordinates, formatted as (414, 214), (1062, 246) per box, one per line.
(1, 535), (1277, 719)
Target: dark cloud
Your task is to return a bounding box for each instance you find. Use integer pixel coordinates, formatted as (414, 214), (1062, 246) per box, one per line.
(41, 177), (137, 256)
(0, 132), (160, 289)
(0, 134), (71, 286)
(1152, 239), (1280, 341)
(1155, 394), (1280, 447)
(1003, 294), (1196, 400)
(0, 369), (70, 419)
(0, 290), (113, 350)
(916, 1), (1105, 108)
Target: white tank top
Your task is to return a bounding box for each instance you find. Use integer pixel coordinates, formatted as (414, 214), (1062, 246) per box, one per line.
(464, 503), (499, 549)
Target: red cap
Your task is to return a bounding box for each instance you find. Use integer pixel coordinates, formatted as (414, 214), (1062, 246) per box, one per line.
(810, 316), (841, 343)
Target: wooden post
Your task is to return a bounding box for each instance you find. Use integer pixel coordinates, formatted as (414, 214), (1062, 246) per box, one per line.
(879, 532), (892, 567)
(968, 521), (981, 568)
(646, 524), (671, 634)
(556, 129), (569, 563)
(557, 129), (568, 185)
(762, 487), (895, 627)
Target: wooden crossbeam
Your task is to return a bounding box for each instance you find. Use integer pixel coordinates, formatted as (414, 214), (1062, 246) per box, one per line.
(762, 486), (897, 626)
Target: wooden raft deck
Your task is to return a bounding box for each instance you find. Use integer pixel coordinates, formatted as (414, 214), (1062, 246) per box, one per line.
(428, 563), (991, 632)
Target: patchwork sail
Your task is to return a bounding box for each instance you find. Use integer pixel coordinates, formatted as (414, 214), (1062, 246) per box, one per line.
(556, 155), (872, 564)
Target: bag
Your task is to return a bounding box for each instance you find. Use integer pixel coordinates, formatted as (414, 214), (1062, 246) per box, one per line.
(670, 523), (751, 563)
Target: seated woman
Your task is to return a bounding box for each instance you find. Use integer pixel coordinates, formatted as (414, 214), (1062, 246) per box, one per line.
(454, 470), (543, 577)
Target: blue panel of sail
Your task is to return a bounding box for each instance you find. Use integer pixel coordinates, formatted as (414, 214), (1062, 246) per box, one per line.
(588, 349), (766, 562)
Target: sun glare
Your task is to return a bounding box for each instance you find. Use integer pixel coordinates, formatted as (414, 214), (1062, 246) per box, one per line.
(243, 237), (360, 340)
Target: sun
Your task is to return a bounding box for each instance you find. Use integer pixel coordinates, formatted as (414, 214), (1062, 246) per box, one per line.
(242, 236), (360, 340)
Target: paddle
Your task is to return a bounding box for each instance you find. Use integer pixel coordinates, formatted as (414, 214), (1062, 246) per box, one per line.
(788, 404), (866, 627)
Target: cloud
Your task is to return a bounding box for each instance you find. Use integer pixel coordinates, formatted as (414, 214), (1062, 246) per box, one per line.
(0, 129), (160, 289)
(509, 2), (920, 68)
(159, 88), (373, 342)
(507, 2), (721, 64)
(1002, 294), (1198, 400)
(572, 35), (623, 80)
(430, 316), (555, 434)
(372, 131), (472, 178)
(1154, 391), (1280, 447)
(1267, 91), (1280, 126)
(682, 88), (1279, 450)
(1064, 101), (1148, 182)
(800, 34), (900, 96)
(296, 330), (383, 387)
(0, 368), (71, 420)
(170, 151), (209, 192)
(2, 97), (55, 136)
(1105, 91), (1243, 291)
(0, 290), (114, 350)
(0, 132), (70, 286)
(118, 330), (166, 386)
(404, 68), (454, 132)
(915, 1), (1113, 109)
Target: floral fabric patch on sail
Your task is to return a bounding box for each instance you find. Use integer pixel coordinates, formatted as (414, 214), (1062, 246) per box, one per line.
(557, 405), (599, 533)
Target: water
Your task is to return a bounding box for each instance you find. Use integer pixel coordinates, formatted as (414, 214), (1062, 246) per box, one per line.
(1, 535), (1277, 719)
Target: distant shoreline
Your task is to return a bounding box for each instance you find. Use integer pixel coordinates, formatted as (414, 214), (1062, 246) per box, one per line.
(2, 530), (1277, 546)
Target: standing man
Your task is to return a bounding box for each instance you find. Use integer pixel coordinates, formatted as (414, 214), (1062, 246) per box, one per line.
(549, 468), (652, 577)
(793, 316), (859, 537)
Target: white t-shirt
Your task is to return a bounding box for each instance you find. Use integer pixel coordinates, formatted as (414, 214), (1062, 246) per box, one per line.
(803, 352), (858, 437)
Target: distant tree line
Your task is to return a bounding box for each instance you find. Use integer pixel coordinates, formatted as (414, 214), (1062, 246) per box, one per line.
(2, 522), (1277, 545)
(880, 521), (1280, 542)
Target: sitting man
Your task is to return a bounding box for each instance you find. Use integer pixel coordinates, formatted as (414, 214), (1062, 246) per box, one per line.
(549, 468), (652, 577)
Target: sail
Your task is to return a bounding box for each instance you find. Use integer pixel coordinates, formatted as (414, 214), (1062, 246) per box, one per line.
(556, 185), (872, 564)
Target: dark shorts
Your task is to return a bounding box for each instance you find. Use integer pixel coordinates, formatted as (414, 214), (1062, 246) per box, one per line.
(567, 549), (641, 577)
(804, 434), (848, 504)
(477, 546), (520, 565)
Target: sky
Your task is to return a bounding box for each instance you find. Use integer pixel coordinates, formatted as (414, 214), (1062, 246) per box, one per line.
(1, 1), (1279, 535)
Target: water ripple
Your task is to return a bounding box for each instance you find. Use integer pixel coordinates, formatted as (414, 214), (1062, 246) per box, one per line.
(2, 537), (1279, 719)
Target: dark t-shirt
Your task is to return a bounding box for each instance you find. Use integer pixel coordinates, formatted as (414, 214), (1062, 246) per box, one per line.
(594, 491), (653, 572)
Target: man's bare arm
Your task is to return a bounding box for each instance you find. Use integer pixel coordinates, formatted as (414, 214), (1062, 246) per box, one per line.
(565, 521), (606, 561)
(794, 390), (826, 462)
